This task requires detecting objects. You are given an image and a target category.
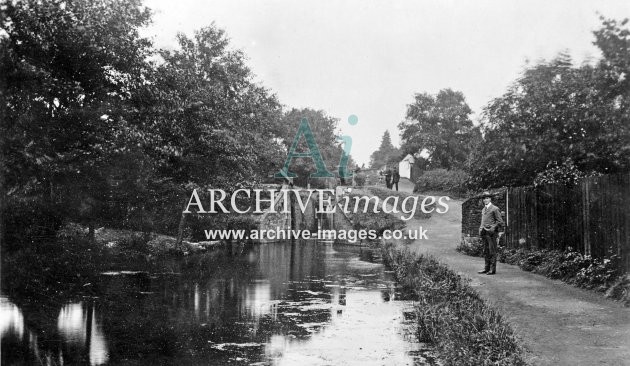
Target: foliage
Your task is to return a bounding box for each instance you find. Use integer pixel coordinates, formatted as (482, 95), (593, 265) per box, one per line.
(456, 237), (484, 257)
(1, 1), (299, 245)
(276, 108), (345, 187)
(369, 130), (401, 169)
(354, 173), (367, 187)
(151, 26), (286, 191)
(459, 244), (626, 302)
(399, 89), (480, 170)
(2, 0), (154, 239)
(467, 17), (630, 190)
(382, 243), (526, 365)
(414, 168), (469, 195)
(533, 158), (601, 187)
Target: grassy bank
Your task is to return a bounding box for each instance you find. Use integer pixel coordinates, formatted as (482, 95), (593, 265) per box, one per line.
(381, 243), (527, 366)
(457, 239), (630, 306)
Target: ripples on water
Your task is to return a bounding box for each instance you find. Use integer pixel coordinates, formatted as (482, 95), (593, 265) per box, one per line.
(1, 240), (436, 365)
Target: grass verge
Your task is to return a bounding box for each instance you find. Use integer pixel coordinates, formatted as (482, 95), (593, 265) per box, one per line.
(382, 242), (527, 366)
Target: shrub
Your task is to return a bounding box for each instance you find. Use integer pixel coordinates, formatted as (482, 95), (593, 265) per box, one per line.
(414, 169), (469, 196)
(519, 250), (545, 272)
(354, 173), (367, 187)
(533, 158), (601, 187)
(605, 275), (630, 306)
(456, 237), (484, 257)
(116, 232), (152, 254)
(574, 255), (622, 290)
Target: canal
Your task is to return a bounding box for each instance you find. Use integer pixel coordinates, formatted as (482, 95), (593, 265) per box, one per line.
(1, 241), (436, 365)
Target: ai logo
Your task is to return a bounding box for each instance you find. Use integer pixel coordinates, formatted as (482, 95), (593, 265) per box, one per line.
(275, 116), (357, 179)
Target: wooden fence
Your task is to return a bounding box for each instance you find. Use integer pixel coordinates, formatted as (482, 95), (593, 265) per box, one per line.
(463, 173), (630, 272)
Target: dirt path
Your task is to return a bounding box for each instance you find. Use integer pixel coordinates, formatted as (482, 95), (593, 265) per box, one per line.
(385, 181), (630, 365)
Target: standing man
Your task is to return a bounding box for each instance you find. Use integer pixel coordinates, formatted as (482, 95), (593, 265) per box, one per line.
(392, 167), (400, 191)
(384, 166), (392, 189)
(478, 192), (504, 275)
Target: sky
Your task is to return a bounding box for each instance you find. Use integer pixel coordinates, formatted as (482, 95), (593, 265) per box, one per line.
(143, 0), (630, 166)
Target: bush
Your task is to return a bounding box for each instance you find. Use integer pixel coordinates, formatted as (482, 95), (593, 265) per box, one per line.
(533, 158), (601, 187)
(354, 173), (367, 187)
(117, 232), (152, 254)
(456, 237), (484, 257)
(414, 169), (469, 196)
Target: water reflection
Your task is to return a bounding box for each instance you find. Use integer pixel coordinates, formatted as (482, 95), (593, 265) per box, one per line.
(2, 241), (435, 365)
(1, 297), (24, 339)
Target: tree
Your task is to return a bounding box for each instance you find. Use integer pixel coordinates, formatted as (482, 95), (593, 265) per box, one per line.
(369, 130), (400, 168)
(399, 89), (477, 170)
(276, 108), (344, 187)
(467, 17), (630, 190)
(147, 25), (286, 243)
(2, 2), (289, 245)
(2, 0), (154, 242)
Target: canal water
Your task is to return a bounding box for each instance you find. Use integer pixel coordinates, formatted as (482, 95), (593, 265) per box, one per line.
(1, 241), (436, 365)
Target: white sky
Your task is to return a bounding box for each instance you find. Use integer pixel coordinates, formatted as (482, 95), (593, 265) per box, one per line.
(143, 0), (630, 166)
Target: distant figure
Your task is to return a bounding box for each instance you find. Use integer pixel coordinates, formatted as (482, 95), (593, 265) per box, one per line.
(392, 167), (400, 191)
(384, 167), (393, 189)
(478, 192), (504, 275)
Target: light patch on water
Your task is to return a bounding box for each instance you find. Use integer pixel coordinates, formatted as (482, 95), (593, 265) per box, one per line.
(211, 342), (264, 351)
(268, 290), (426, 366)
(0, 297), (24, 339)
(100, 271), (147, 276)
(297, 290), (326, 296)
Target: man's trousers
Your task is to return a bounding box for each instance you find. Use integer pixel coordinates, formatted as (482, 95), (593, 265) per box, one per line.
(480, 228), (498, 272)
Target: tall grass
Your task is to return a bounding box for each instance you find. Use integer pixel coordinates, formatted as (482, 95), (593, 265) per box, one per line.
(381, 243), (527, 366)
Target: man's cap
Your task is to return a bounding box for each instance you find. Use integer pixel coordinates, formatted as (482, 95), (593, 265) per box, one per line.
(481, 191), (492, 198)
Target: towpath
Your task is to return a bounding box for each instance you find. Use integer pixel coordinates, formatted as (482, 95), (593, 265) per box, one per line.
(386, 179), (630, 366)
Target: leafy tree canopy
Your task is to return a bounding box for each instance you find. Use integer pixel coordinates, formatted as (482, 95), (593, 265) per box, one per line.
(399, 88), (478, 170)
(467, 17), (630, 190)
